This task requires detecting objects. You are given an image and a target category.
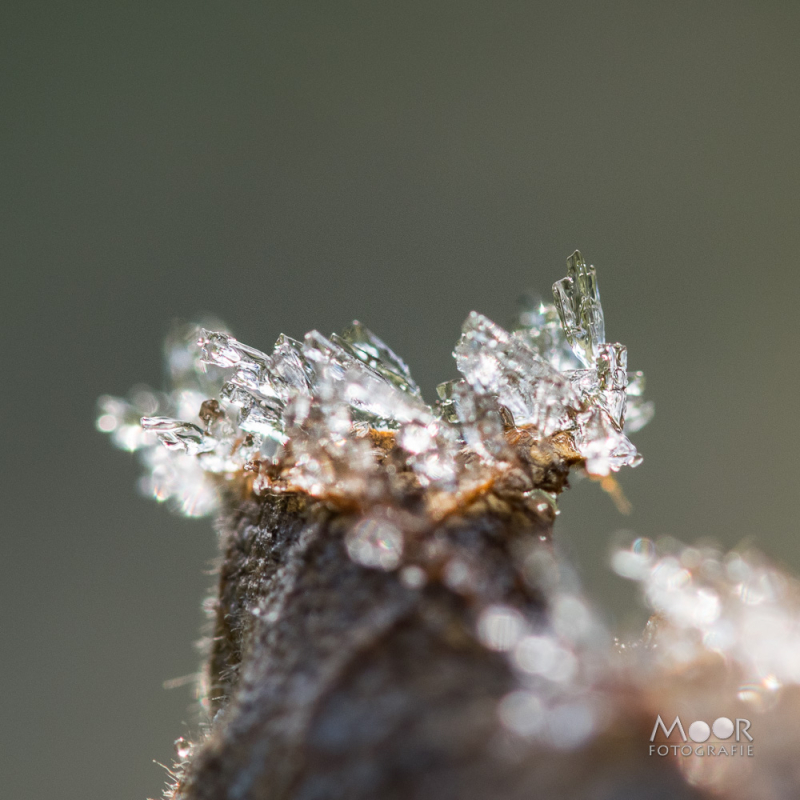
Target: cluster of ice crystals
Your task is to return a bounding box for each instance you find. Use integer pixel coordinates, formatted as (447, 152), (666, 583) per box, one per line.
(446, 250), (646, 474)
(613, 537), (800, 689)
(98, 251), (651, 516)
(96, 321), (238, 516)
(451, 312), (579, 437)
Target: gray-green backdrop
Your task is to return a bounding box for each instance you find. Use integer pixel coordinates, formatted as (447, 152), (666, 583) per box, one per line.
(3, 3), (799, 799)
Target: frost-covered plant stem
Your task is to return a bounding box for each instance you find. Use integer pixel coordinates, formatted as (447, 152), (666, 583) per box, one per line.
(104, 253), (800, 799)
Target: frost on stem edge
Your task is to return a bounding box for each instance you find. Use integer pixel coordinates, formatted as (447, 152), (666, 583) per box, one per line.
(97, 250), (653, 520)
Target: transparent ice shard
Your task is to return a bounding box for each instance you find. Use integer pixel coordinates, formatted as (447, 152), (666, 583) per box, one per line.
(562, 348), (628, 431)
(436, 379), (512, 463)
(303, 330), (432, 432)
(141, 417), (217, 456)
(572, 407), (641, 475)
(332, 321), (421, 397)
(595, 343), (627, 429)
(514, 296), (581, 373)
(221, 382), (284, 440)
(552, 250), (605, 368)
(270, 334), (314, 400)
(165, 319), (229, 394)
(199, 330), (269, 374)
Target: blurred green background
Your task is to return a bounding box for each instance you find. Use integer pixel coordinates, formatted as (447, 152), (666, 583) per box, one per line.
(3, 3), (800, 798)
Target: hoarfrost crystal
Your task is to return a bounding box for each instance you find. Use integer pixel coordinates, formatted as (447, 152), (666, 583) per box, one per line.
(98, 251), (651, 517)
(552, 250), (605, 368)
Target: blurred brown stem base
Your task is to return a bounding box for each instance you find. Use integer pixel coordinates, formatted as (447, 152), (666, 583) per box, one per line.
(173, 492), (703, 800)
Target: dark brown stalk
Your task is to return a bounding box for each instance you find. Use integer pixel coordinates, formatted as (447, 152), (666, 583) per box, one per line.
(173, 457), (703, 800)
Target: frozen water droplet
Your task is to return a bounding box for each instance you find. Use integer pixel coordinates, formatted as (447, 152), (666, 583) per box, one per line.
(513, 635), (577, 682)
(345, 517), (403, 571)
(174, 737), (192, 760)
(443, 558), (474, 592)
(498, 690), (545, 737)
(611, 537), (657, 580)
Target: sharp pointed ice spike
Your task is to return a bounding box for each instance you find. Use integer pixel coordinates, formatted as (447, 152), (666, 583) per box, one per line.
(552, 250), (605, 368)
(141, 416), (217, 456)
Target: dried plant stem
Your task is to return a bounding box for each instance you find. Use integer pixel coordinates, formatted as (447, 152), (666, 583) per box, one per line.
(174, 490), (700, 800)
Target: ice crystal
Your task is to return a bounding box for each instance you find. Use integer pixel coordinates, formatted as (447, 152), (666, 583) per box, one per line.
(98, 251), (651, 517)
(552, 250), (605, 368)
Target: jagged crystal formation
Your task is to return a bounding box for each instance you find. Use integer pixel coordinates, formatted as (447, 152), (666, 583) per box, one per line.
(97, 251), (651, 517)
